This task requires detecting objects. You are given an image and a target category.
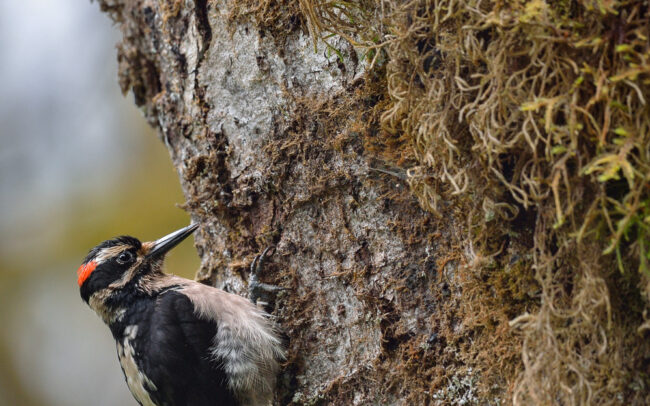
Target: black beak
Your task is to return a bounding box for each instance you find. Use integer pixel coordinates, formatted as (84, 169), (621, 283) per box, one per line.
(146, 223), (199, 259)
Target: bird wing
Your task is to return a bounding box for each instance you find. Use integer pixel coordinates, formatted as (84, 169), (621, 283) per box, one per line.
(176, 281), (285, 406)
(138, 289), (238, 406)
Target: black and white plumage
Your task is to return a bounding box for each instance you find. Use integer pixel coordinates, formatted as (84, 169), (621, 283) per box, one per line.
(77, 224), (284, 406)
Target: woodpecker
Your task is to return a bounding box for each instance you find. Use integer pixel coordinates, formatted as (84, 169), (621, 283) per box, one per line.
(77, 224), (285, 406)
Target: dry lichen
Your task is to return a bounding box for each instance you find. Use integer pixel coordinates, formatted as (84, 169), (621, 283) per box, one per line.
(301, 0), (650, 404)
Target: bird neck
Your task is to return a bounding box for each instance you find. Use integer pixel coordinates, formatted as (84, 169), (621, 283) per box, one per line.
(104, 272), (186, 338)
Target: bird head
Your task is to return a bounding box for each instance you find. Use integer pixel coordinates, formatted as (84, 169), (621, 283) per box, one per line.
(77, 224), (198, 309)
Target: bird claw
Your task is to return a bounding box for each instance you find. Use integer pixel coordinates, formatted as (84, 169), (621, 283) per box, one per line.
(249, 246), (286, 306)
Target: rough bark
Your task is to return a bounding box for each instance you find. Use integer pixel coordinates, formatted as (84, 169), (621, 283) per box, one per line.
(98, 1), (476, 404)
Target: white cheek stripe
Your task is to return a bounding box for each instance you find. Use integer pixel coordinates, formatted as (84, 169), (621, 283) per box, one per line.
(94, 245), (130, 264)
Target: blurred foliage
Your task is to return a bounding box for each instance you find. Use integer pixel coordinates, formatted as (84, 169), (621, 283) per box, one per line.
(0, 127), (199, 280)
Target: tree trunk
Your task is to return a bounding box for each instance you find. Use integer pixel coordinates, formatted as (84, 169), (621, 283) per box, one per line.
(98, 0), (650, 404)
(97, 0), (504, 404)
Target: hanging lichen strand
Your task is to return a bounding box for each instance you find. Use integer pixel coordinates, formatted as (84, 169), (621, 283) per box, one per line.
(297, 0), (650, 404)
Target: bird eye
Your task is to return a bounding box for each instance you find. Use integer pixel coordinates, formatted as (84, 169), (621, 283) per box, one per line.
(116, 251), (134, 265)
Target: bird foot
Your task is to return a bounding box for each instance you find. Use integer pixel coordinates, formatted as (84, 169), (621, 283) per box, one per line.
(249, 246), (286, 306)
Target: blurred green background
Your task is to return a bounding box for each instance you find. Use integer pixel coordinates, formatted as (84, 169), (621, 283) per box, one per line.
(0, 1), (199, 405)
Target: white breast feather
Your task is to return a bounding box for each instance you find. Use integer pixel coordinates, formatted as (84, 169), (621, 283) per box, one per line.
(117, 325), (158, 406)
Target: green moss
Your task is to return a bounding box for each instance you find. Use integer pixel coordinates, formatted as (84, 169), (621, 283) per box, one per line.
(299, 0), (650, 403)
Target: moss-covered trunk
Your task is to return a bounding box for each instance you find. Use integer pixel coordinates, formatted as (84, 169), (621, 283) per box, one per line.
(96, 0), (476, 403)
(97, 0), (650, 404)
